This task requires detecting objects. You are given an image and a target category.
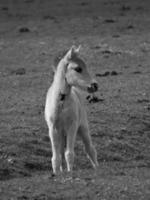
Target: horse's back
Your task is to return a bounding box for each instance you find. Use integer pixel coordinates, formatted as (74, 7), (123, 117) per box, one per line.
(44, 85), (57, 125)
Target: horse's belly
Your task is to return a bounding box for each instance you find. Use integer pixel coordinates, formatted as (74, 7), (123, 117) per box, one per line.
(60, 107), (76, 124)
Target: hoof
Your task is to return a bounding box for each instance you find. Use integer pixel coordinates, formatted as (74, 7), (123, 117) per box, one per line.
(49, 172), (56, 179)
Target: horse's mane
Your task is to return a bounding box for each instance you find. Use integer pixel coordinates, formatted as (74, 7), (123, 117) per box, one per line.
(53, 49), (68, 68)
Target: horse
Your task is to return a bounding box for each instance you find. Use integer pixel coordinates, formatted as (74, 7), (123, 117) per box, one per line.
(45, 46), (99, 176)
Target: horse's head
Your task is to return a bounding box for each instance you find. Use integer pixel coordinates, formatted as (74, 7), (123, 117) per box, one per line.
(54, 46), (98, 93)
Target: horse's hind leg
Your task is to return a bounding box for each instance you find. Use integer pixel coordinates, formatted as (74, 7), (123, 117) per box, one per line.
(78, 126), (99, 169)
(48, 125), (62, 175)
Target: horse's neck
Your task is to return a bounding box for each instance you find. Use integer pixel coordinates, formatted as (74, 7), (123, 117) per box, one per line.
(71, 87), (86, 103)
(52, 66), (70, 98)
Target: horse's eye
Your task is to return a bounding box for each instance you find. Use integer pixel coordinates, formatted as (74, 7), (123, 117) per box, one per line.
(75, 67), (82, 73)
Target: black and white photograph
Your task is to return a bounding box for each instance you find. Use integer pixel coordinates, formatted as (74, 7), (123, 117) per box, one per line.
(0, 0), (150, 199)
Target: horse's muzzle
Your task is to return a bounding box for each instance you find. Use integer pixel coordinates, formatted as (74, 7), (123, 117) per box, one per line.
(87, 82), (98, 93)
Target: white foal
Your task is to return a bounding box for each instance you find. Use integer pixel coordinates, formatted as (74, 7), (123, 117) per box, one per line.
(45, 46), (99, 176)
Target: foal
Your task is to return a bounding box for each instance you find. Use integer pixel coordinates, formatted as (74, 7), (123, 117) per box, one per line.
(45, 46), (99, 176)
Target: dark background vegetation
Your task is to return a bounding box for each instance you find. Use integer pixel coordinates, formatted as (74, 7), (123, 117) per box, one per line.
(0, 0), (150, 199)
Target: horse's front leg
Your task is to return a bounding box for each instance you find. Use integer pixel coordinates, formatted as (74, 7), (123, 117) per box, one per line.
(48, 125), (62, 175)
(65, 123), (78, 174)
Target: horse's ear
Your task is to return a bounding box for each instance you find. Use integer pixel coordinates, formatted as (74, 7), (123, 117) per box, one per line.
(65, 46), (75, 60)
(65, 45), (81, 61)
(75, 45), (81, 54)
